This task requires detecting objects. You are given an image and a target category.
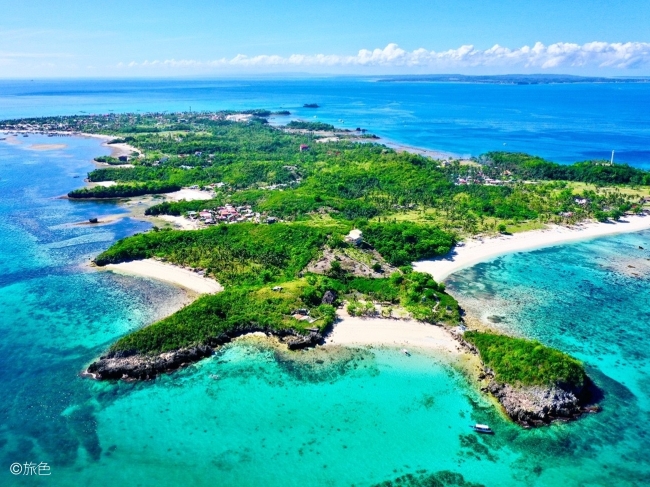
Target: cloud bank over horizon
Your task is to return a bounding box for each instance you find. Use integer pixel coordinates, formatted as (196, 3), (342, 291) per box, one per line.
(120, 42), (650, 73)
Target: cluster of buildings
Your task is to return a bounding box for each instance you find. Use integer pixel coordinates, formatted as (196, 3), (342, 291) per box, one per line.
(455, 174), (507, 186)
(188, 205), (257, 225)
(259, 182), (296, 191)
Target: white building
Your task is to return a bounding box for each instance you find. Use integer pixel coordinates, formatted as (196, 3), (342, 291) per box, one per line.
(345, 229), (363, 246)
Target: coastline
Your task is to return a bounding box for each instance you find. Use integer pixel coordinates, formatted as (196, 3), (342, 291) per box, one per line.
(9, 126), (637, 419)
(70, 123), (606, 425)
(0, 129), (138, 159)
(379, 139), (461, 161)
(414, 214), (650, 282)
(324, 309), (462, 356)
(103, 259), (223, 294)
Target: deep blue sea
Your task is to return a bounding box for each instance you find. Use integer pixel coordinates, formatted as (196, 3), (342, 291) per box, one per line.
(0, 79), (649, 486)
(1, 78), (649, 167)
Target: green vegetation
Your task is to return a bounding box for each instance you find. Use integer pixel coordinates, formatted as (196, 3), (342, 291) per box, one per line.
(108, 265), (458, 354)
(286, 120), (336, 131)
(345, 270), (458, 323)
(362, 222), (456, 266)
(483, 152), (650, 186)
(94, 155), (130, 165)
(6, 112), (641, 231)
(107, 137), (132, 144)
(463, 331), (586, 388)
(5, 111), (642, 387)
(95, 223), (327, 286)
(68, 182), (181, 199)
(240, 109), (272, 117)
(96, 221), (459, 354)
(111, 282), (335, 354)
(144, 198), (219, 216)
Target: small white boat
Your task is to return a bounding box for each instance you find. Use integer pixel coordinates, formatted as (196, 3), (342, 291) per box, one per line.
(401, 349), (411, 356)
(472, 424), (493, 434)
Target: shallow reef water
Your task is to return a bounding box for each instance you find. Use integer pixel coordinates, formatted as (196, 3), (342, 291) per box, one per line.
(446, 232), (650, 485)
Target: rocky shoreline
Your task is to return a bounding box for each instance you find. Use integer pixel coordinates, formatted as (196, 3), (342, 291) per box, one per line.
(454, 332), (600, 427)
(85, 328), (322, 381)
(85, 317), (600, 429)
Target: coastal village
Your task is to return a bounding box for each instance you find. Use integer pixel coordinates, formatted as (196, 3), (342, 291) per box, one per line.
(187, 204), (279, 225)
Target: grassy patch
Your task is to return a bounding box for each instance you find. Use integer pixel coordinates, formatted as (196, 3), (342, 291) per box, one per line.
(505, 220), (546, 234)
(567, 181), (650, 198)
(463, 331), (586, 388)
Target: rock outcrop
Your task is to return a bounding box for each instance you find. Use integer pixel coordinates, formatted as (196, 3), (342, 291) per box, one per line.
(86, 345), (214, 381)
(453, 330), (599, 427)
(86, 328), (323, 381)
(486, 382), (594, 426)
(284, 331), (322, 350)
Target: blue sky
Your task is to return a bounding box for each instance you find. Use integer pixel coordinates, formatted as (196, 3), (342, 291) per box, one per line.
(1, 0), (649, 77)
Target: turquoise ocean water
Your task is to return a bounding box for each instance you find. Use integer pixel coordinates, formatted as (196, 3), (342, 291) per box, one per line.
(1, 80), (649, 486)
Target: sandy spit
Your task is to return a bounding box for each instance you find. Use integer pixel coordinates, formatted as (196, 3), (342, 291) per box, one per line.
(414, 215), (650, 282)
(104, 259), (223, 294)
(26, 143), (67, 151)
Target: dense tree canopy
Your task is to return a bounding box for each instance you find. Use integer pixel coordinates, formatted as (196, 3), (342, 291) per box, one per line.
(483, 152), (650, 185)
(362, 222), (456, 266)
(68, 182), (181, 199)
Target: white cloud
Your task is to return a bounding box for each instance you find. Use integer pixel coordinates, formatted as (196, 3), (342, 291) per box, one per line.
(120, 42), (650, 71)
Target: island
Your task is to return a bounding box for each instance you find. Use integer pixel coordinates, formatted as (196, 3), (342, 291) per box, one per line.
(3, 110), (649, 427)
(376, 74), (650, 85)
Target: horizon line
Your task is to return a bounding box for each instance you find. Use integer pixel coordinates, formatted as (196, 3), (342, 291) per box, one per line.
(1, 73), (650, 81)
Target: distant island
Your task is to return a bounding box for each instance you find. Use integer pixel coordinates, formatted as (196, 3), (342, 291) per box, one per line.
(3, 110), (649, 427)
(377, 74), (650, 85)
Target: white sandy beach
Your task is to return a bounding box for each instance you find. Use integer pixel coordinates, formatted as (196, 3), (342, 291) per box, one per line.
(158, 214), (200, 230)
(381, 140), (459, 161)
(165, 188), (215, 202)
(324, 310), (462, 355)
(105, 259), (223, 294)
(414, 215), (650, 281)
(105, 142), (137, 158)
(82, 133), (139, 159)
